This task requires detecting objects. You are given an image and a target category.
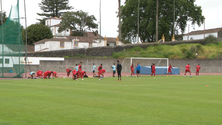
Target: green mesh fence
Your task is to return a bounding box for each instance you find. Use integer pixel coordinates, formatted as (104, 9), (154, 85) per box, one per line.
(0, 0), (25, 78)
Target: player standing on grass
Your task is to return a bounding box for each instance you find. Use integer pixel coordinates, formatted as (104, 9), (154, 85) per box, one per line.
(196, 64), (201, 77)
(117, 60), (122, 81)
(136, 63), (141, 78)
(167, 64), (173, 76)
(98, 64), (103, 80)
(66, 68), (72, 78)
(130, 63), (134, 76)
(112, 63), (116, 77)
(93, 63), (96, 77)
(78, 62), (82, 78)
(151, 64), (156, 77)
(184, 64), (191, 77)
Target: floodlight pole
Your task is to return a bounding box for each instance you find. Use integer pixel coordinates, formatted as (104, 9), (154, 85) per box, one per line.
(137, 0), (140, 43)
(99, 0), (101, 43)
(156, 0), (159, 42)
(24, 0), (27, 78)
(1, 0), (4, 77)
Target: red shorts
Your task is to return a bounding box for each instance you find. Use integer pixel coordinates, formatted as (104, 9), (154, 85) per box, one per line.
(152, 70), (155, 73)
(168, 70), (172, 73)
(185, 70), (190, 72)
(196, 70), (199, 72)
(131, 69), (134, 72)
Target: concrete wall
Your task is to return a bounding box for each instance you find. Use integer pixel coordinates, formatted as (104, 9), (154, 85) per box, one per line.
(27, 58), (222, 73)
(28, 39), (205, 57)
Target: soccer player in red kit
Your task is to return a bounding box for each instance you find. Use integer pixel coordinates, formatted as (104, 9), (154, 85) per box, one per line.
(102, 69), (106, 78)
(151, 64), (156, 77)
(72, 70), (78, 80)
(43, 71), (53, 79)
(36, 70), (43, 77)
(98, 64), (103, 80)
(52, 71), (58, 78)
(66, 68), (72, 78)
(184, 64), (191, 77)
(80, 71), (86, 81)
(167, 64), (173, 76)
(78, 62), (82, 78)
(196, 64), (201, 76)
(130, 63), (134, 76)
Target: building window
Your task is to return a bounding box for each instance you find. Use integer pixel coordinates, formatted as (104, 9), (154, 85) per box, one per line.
(0, 59), (2, 64)
(60, 41), (65, 48)
(5, 59), (9, 64)
(74, 41), (78, 46)
(89, 43), (92, 48)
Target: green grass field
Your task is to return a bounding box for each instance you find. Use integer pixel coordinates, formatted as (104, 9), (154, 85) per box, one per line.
(0, 76), (222, 125)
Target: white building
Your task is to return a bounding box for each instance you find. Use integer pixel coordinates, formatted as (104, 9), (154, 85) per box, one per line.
(45, 17), (71, 37)
(183, 28), (222, 40)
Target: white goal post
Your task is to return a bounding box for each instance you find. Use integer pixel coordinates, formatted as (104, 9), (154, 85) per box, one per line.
(121, 57), (169, 71)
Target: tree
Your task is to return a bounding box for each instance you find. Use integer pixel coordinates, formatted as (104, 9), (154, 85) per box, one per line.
(21, 24), (53, 45)
(58, 10), (98, 36)
(37, 0), (73, 25)
(121, 0), (205, 42)
(0, 11), (8, 26)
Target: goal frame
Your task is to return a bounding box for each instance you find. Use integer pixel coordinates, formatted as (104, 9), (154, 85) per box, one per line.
(121, 57), (169, 69)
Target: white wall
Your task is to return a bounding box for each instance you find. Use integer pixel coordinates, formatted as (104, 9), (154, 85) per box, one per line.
(51, 27), (70, 37)
(183, 32), (218, 40)
(21, 57), (64, 65)
(45, 19), (61, 27)
(0, 57), (22, 68)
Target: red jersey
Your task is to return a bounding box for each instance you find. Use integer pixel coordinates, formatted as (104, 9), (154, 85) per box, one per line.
(152, 65), (155, 70)
(53, 71), (57, 75)
(78, 65), (82, 72)
(98, 66), (102, 71)
(37, 70), (43, 75)
(66, 68), (71, 73)
(72, 70), (77, 75)
(102, 69), (106, 73)
(168, 65), (172, 70)
(130, 65), (134, 69)
(186, 65), (190, 70)
(196, 65), (201, 70)
(44, 71), (51, 76)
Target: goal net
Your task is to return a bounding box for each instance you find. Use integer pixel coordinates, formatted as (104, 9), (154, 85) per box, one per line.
(121, 57), (169, 74)
(0, 0), (25, 78)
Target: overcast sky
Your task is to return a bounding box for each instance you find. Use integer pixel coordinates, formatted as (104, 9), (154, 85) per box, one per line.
(1, 0), (222, 37)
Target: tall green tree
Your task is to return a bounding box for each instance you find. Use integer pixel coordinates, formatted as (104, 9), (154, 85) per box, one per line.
(0, 11), (8, 26)
(58, 10), (98, 36)
(21, 24), (53, 45)
(121, 0), (205, 42)
(37, 0), (73, 25)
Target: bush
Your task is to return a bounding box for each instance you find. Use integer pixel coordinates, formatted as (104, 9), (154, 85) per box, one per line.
(181, 48), (187, 53)
(204, 35), (218, 44)
(190, 45), (197, 53)
(185, 50), (195, 59)
(131, 46), (143, 51)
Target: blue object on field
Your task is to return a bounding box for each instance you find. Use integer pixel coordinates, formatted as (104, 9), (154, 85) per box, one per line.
(134, 66), (180, 75)
(9, 70), (13, 73)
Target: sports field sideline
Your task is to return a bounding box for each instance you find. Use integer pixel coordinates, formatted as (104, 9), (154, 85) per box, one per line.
(0, 75), (222, 125)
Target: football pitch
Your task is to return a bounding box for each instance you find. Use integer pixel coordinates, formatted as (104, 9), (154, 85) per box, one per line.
(0, 76), (222, 125)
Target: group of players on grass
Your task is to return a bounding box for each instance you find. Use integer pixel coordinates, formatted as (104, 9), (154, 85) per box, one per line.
(29, 60), (123, 81)
(29, 61), (201, 79)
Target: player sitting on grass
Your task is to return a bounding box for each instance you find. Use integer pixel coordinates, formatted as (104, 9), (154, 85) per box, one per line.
(98, 64), (103, 80)
(72, 69), (78, 81)
(130, 63), (134, 77)
(36, 70), (43, 78)
(196, 64), (201, 77)
(43, 71), (53, 79)
(151, 64), (156, 77)
(184, 64), (191, 77)
(52, 71), (58, 78)
(167, 64), (173, 76)
(111, 63), (116, 77)
(28, 71), (36, 79)
(66, 68), (72, 78)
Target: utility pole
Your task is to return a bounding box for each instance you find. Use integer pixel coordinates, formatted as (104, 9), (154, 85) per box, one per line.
(24, 0), (28, 78)
(156, 0), (159, 42)
(99, 0), (101, 43)
(1, 0), (4, 77)
(118, 0), (121, 41)
(137, 0), (140, 43)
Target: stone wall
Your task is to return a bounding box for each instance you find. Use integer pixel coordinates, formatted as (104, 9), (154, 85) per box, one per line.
(27, 58), (222, 73)
(27, 40), (204, 57)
